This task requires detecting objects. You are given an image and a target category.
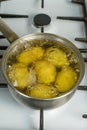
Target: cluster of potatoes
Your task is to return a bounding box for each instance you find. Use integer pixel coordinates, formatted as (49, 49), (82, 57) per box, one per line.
(7, 44), (78, 99)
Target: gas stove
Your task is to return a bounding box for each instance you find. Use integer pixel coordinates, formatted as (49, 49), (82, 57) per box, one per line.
(0, 0), (87, 130)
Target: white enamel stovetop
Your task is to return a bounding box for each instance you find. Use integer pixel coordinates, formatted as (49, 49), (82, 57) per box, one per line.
(0, 0), (87, 130)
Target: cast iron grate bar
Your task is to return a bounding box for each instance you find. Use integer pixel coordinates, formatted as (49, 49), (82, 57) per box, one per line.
(72, 0), (84, 4)
(41, 0), (44, 8)
(0, 0), (10, 1)
(79, 48), (87, 53)
(0, 83), (7, 88)
(0, 46), (8, 50)
(82, 114), (87, 118)
(56, 16), (87, 21)
(40, 109), (44, 130)
(84, 58), (87, 62)
(41, 27), (44, 33)
(0, 55), (2, 58)
(75, 37), (87, 43)
(0, 14), (28, 18)
(0, 35), (5, 39)
(78, 85), (87, 90)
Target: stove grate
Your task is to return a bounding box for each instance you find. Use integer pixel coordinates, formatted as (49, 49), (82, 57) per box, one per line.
(57, 0), (87, 43)
(0, 0), (28, 18)
(0, 14), (28, 18)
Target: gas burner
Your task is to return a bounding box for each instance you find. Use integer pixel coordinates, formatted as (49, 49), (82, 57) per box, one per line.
(33, 13), (51, 32)
(34, 13), (51, 27)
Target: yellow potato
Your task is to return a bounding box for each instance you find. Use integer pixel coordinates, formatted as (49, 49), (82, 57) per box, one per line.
(34, 60), (57, 84)
(44, 47), (69, 67)
(26, 83), (58, 98)
(55, 66), (77, 92)
(7, 63), (30, 90)
(17, 46), (44, 65)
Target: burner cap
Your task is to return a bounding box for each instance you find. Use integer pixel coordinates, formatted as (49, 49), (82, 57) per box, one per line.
(33, 13), (51, 27)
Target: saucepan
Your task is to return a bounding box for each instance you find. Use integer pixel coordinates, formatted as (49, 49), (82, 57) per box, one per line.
(0, 17), (85, 129)
(0, 17), (85, 109)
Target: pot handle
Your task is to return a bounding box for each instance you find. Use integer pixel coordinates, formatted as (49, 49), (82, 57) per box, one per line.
(0, 17), (19, 43)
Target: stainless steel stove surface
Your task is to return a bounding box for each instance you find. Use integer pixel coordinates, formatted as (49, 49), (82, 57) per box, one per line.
(0, 0), (87, 130)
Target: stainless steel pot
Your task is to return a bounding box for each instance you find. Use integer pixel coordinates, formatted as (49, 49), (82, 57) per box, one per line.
(0, 18), (85, 110)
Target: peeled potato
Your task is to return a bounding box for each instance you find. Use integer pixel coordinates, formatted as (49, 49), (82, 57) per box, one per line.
(34, 60), (57, 84)
(55, 66), (77, 92)
(7, 63), (30, 90)
(26, 83), (58, 98)
(44, 47), (69, 67)
(17, 46), (44, 65)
